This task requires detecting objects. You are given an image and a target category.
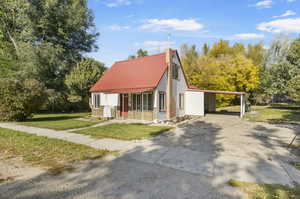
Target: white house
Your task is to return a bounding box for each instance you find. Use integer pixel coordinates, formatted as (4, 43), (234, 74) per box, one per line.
(90, 48), (246, 121)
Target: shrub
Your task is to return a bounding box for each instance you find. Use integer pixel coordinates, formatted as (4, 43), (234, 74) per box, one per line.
(0, 78), (46, 121)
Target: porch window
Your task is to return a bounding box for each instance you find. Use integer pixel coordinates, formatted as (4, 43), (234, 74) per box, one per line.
(94, 93), (100, 108)
(159, 92), (166, 112)
(142, 93), (153, 111)
(179, 93), (184, 110)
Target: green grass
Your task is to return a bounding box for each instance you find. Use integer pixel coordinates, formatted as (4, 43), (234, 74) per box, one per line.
(228, 179), (300, 199)
(245, 105), (300, 123)
(74, 123), (173, 140)
(20, 112), (102, 130)
(218, 104), (300, 123)
(0, 128), (109, 174)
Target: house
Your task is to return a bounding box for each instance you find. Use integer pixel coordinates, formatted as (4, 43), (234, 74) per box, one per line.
(90, 48), (246, 121)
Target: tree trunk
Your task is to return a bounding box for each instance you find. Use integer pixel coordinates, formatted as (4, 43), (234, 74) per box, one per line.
(7, 30), (19, 57)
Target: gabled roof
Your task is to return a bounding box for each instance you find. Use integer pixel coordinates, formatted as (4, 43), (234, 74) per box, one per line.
(90, 52), (168, 93)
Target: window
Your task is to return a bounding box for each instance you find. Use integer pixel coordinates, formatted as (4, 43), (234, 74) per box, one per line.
(179, 93), (184, 110)
(172, 63), (179, 80)
(159, 92), (166, 112)
(142, 93), (153, 111)
(94, 93), (100, 108)
(131, 93), (153, 111)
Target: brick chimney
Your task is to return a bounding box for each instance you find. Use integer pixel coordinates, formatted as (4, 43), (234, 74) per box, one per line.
(166, 48), (174, 120)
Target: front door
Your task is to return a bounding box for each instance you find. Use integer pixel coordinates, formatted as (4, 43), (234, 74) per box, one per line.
(120, 94), (129, 117)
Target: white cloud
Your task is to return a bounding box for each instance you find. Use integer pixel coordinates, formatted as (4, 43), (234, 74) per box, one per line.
(273, 10), (296, 18)
(143, 41), (175, 47)
(109, 24), (131, 31)
(105, 0), (131, 7)
(231, 33), (265, 40)
(140, 19), (203, 31)
(257, 18), (300, 33)
(253, 0), (273, 8)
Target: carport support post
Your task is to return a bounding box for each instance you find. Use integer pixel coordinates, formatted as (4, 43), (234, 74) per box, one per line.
(240, 94), (245, 118)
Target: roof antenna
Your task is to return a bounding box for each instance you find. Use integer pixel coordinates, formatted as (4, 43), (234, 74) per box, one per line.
(167, 33), (171, 49)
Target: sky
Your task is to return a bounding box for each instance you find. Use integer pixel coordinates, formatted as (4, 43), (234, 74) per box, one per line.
(87, 0), (300, 66)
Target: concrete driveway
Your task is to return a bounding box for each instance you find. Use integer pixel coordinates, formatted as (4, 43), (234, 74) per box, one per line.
(1, 114), (300, 199)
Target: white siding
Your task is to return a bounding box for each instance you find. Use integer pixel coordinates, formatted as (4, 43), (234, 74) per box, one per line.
(185, 91), (205, 116)
(91, 92), (119, 107)
(154, 71), (167, 120)
(172, 54), (188, 116)
(100, 93), (119, 106)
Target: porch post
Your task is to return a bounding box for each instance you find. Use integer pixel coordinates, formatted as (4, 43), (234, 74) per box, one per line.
(122, 94), (124, 120)
(240, 94), (244, 118)
(141, 92), (144, 120)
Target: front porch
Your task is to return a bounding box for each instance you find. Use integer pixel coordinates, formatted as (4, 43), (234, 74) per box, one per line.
(117, 92), (155, 121)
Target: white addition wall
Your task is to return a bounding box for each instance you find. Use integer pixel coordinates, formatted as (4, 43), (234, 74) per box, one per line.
(185, 91), (205, 116)
(100, 93), (119, 106)
(91, 92), (119, 107)
(172, 54), (188, 117)
(154, 71), (167, 121)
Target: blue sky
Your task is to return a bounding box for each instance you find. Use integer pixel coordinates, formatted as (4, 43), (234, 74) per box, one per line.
(87, 0), (300, 66)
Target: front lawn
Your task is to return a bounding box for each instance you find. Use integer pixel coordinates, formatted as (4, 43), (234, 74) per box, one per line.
(74, 123), (172, 140)
(0, 128), (109, 174)
(246, 104), (300, 123)
(228, 179), (300, 199)
(21, 112), (101, 130)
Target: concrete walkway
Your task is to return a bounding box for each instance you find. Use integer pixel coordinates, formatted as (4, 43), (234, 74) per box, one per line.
(0, 122), (141, 151)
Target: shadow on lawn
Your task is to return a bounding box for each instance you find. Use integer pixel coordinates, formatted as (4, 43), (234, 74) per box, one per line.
(25, 115), (82, 122)
(1, 116), (300, 198)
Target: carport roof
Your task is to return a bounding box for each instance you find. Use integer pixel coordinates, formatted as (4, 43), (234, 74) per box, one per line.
(187, 88), (246, 95)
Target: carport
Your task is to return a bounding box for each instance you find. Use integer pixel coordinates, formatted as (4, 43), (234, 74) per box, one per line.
(185, 89), (246, 118)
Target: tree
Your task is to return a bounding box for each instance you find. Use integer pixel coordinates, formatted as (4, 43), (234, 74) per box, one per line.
(180, 44), (199, 79)
(0, 0), (30, 56)
(202, 43), (210, 55)
(287, 37), (300, 74)
(246, 43), (265, 67)
(65, 58), (106, 104)
(0, 78), (46, 121)
(288, 76), (300, 102)
(128, 55), (136, 59)
(137, 49), (148, 57)
(232, 43), (245, 55)
(208, 40), (232, 58)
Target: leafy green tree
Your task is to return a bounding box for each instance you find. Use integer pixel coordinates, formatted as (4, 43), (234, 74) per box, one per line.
(65, 58), (106, 104)
(288, 76), (300, 102)
(180, 44), (199, 79)
(0, 0), (30, 56)
(137, 49), (148, 57)
(246, 43), (265, 67)
(27, 0), (98, 63)
(0, 78), (46, 121)
(128, 55), (136, 59)
(287, 37), (300, 74)
(208, 40), (232, 58)
(202, 43), (210, 55)
(232, 43), (245, 55)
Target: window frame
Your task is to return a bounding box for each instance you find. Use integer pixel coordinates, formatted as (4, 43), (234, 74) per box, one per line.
(179, 93), (184, 110)
(94, 93), (100, 109)
(158, 91), (166, 112)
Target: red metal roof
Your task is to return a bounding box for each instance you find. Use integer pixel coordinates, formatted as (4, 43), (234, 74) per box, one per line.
(90, 52), (168, 93)
(187, 88), (246, 95)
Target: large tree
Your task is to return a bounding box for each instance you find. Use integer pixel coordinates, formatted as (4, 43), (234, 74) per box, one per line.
(65, 58), (106, 104)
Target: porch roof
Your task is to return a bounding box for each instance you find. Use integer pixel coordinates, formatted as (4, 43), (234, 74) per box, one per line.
(101, 87), (153, 94)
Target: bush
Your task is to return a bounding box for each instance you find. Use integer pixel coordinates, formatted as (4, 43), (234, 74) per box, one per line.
(0, 78), (46, 121)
